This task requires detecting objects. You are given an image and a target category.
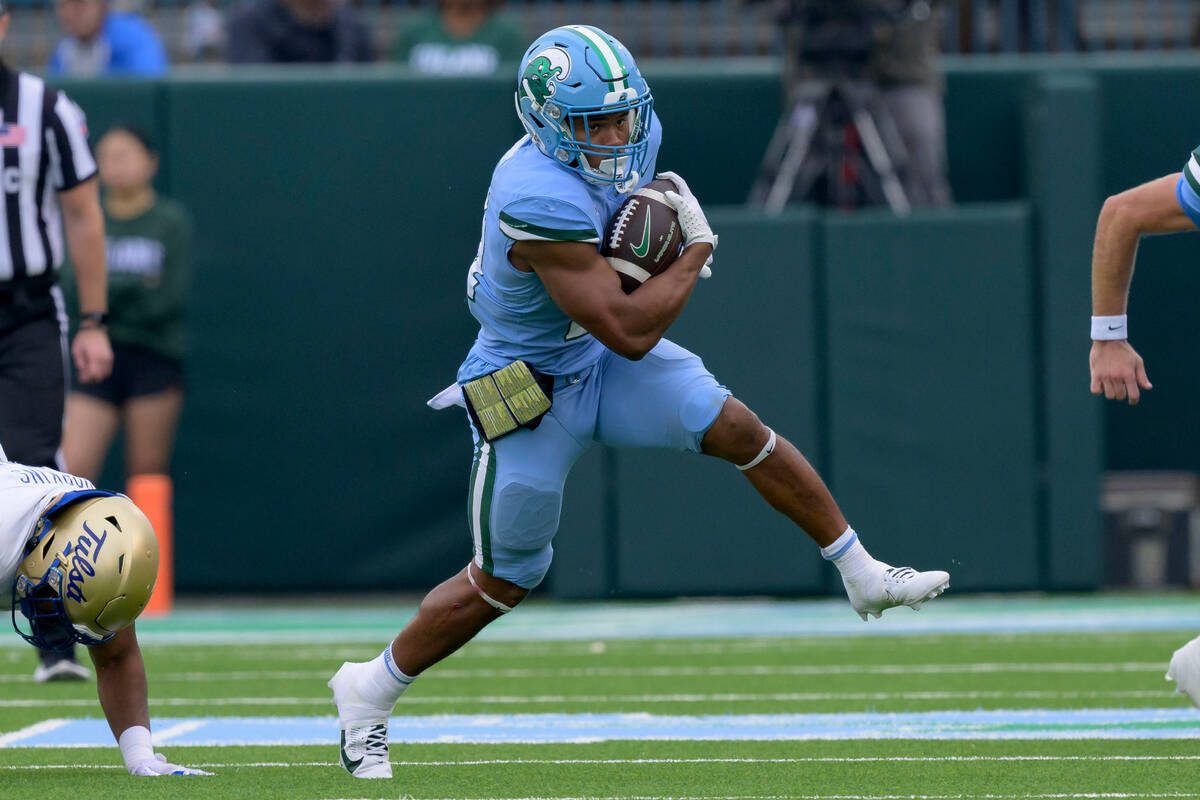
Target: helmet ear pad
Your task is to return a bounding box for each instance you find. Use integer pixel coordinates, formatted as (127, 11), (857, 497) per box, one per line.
(516, 93), (569, 166)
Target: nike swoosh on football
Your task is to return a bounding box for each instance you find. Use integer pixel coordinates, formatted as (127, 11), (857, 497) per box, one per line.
(630, 211), (652, 258)
(340, 731), (364, 773)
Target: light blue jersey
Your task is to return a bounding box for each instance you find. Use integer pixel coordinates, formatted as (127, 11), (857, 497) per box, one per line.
(1177, 145), (1200, 228)
(458, 113), (663, 382)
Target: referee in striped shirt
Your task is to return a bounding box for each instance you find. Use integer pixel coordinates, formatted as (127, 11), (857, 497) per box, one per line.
(0, 1), (114, 681)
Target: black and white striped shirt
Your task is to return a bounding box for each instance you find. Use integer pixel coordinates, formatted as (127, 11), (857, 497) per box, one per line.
(0, 62), (96, 285)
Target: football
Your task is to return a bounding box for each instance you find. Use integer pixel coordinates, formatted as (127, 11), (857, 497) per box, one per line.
(601, 178), (684, 293)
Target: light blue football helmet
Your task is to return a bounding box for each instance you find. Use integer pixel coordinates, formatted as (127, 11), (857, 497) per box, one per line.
(515, 25), (654, 193)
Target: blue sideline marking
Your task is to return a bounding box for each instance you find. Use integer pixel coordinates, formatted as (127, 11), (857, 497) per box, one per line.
(6, 709), (1200, 747)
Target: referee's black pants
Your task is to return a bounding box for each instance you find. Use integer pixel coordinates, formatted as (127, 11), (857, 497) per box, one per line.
(0, 300), (67, 470)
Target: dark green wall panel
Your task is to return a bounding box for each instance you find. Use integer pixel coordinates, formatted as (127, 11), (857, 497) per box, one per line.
(1023, 72), (1103, 589)
(163, 75), (516, 591)
(613, 208), (827, 596)
(824, 204), (1038, 591)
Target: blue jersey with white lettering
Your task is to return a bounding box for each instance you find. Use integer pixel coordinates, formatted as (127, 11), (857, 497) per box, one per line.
(458, 113), (662, 382)
(1177, 145), (1200, 228)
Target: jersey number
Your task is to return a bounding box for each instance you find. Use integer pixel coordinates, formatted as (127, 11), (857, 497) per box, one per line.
(466, 191), (489, 302)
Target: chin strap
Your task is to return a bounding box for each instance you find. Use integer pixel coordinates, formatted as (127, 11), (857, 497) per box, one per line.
(467, 562), (513, 614)
(737, 428), (777, 472)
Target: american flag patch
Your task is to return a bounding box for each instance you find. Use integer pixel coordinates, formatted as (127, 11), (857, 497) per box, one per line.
(0, 124), (26, 147)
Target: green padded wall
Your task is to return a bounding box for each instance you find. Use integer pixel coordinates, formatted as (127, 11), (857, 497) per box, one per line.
(1023, 72), (1103, 589)
(611, 207), (827, 596)
(823, 204), (1039, 591)
(163, 73), (518, 591)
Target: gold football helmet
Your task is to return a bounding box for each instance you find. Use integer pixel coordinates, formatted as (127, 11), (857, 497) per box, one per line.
(12, 492), (158, 650)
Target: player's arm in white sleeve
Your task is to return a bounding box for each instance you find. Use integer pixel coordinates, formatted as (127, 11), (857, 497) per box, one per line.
(1089, 169), (1198, 405)
(89, 627), (213, 776)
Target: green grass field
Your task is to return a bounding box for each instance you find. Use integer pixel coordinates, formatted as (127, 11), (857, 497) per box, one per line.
(1, 596), (1198, 799)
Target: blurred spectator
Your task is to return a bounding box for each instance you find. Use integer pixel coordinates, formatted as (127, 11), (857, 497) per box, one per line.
(183, 0), (226, 62)
(867, 0), (951, 207)
(392, 0), (524, 75)
(49, 0), (168, 77)
(226, 0), (373, 64)
(61, 125), (192, 522)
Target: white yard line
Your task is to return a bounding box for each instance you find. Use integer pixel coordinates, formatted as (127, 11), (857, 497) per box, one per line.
(150, 720), (207, 744)
(0, 719), (69, 747)
(0, 662), (1169, 683)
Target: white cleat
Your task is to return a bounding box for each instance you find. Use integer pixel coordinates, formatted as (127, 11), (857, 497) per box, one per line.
(328, 662), (393, 779)
(843, 563), (950, 622)
(32, 656), (91, 683)
(1166, 636), (1200, 708)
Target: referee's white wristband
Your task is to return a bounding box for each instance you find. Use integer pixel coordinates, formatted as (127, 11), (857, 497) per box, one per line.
(1091, 314), (1127, 341)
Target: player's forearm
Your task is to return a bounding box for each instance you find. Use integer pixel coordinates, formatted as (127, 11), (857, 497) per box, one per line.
(610, 244), (708, 357)
(89, 627), (151, 740)
(1091, 196), (1141, 315)
(64, 202), (108, 316)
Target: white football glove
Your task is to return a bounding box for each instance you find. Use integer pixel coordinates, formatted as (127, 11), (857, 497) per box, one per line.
(656, 171), (717, 280)
(128, 753), (213, 777)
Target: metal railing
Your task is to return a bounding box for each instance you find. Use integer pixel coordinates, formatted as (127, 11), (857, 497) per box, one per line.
(2, 0), (1196, 71)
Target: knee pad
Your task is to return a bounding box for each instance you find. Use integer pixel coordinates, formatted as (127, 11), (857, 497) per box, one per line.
(486, 481), (561, 589)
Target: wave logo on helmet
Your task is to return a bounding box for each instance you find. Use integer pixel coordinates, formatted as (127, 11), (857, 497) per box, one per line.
(62, 520), (109, 605)
(521, 47), (571, 109)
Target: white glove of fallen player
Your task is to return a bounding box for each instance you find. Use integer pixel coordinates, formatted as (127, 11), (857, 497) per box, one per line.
(657, 171), (716, 279)
(1166, 635), (1200, 707)
(128, 753), (214, 776)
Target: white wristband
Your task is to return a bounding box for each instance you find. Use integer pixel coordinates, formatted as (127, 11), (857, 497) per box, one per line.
(118, 725), (154, 771)
(1091, 314), (1127, 341)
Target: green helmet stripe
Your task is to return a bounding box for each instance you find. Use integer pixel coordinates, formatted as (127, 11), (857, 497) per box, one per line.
(564, 25), (627, 93)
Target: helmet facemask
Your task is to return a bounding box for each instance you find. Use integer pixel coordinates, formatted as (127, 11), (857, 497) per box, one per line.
(555, 93), (654, 193)
(12, 562), (103, 651)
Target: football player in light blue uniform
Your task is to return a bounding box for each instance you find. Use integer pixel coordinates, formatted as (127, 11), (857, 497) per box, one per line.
(1087, 147), (1200, 708)
(329, 24), (951, 780)
(1089, 146), (1200, 403)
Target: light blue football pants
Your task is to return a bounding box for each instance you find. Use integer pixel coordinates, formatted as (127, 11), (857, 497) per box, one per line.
(466, 339), (730, 589)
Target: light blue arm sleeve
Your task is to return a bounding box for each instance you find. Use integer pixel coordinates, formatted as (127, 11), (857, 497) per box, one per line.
(1175, 146), (1200, 229)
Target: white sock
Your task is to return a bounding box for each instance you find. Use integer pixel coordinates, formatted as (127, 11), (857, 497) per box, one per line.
(357, 646), (415, 710)
(820, 527), (878, 582)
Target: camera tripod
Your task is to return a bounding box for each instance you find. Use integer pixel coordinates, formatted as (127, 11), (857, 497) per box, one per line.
(749, 78), (912, 215)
